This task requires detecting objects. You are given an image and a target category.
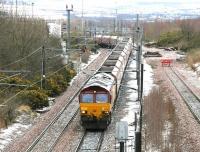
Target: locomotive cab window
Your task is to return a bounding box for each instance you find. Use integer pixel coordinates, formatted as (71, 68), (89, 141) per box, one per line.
(81, 94), (93, 103)
(96, 94), (108, 103)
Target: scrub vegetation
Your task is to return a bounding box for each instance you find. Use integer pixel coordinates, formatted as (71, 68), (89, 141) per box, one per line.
(0, 11), (76, 128)
(143, 18), (200, 66)
(143, 87), (179, 152)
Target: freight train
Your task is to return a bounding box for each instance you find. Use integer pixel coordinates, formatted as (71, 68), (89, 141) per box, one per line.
(95, 35), (118, 49)
(79, 38), (133, 129)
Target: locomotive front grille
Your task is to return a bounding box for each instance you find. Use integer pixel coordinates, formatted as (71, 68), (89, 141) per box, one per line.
(80, 103), (110, 119)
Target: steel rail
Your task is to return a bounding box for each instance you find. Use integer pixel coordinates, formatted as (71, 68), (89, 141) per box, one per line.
(25, 51), (113, 152)
(74, 40), (131, 152)
(74, 131), (87, 152)
(166, 67), (200, 123)
(96, 132), (104, 152)
(25, 39), (130, 152)
(75, 131), (104, 152)
(171, 67), (200, 100)
(25, 80), (89, 152)
(46, 109), (79, 152)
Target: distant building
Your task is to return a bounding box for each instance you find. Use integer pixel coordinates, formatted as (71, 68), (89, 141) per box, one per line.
(48, 23), (61, 38)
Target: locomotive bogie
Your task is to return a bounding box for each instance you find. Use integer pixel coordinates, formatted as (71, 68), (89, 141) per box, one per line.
(81, 115), (111, 129)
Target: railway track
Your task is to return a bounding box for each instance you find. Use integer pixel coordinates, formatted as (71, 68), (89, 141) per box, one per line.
(24, 39), (131, 152)
(75, 131), (104, 152)
(25, 55), (112, 151)
(24, 38), (132, 152)
(25, 66), (109, 152)
(166, 67), (200, 123)
(25, 96), (83, 151)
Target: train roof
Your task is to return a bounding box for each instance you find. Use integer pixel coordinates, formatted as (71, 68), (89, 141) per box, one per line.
(83, 73), (115, 91)
(96, 35), (118, 39)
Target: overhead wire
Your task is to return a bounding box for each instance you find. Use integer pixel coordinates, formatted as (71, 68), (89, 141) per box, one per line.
(0, 46), (42, 69)
(0, 44), (72, 94)
(1, 79), (41, 105)
(0, 7), (100, 104)
(1, 63), (70, 106)
(12, 8), (122, 18)
(45, 63), (69, 78)
(0, 72), (29, 94)
(0, 73), (21, 82)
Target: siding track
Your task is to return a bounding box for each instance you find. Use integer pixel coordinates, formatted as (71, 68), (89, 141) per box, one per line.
(166, 67), (200, 123)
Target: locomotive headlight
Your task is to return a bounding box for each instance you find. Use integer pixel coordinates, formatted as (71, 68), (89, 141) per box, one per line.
(102, 111), (109, 114)
(81, 110), (86, 114)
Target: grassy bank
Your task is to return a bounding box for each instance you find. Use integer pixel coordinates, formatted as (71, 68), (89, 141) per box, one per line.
(186, 48), (200, 69)
(143, 86), (180, 151)
(143, 18), (200, 66)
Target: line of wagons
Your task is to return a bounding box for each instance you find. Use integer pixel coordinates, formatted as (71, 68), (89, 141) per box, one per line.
(78, 37), (133, 129)
(95, 35), (118, 49)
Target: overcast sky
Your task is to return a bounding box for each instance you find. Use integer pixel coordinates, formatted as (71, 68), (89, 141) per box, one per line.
(30, 0), (200, 10)
(5, 0), (200, 18)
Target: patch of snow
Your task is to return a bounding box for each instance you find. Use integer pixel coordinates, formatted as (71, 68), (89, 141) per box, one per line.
(69, 51), (101, 86)
(81, 51), (101, 70)
(179, 66), (200, 88)
(0, 120), (31, 151)
(35, 107), (51, 113)
(143, 60), (154, 96)
(35, 97), (55, 113)
(162, 121), (172, 149)
(127, 80), (137, 88)
(194, 62), (200, 77)
(145, 145), (160, 152)
(119, 54), (154, 151)
(47, 23), (61, 37)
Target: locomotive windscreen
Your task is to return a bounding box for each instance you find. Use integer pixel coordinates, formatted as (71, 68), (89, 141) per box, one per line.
(81, 94), (93, 103)
(80, 92), (110, 103)
(96, 93), (108, 103)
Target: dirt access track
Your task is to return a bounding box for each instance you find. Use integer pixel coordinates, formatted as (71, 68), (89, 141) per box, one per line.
(142, 47), (200, 152)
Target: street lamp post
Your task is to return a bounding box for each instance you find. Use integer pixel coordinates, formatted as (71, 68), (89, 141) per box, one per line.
(66, 4), (73, 52)
(81, 0), (84, 35)
(32, 2), (34, 18)
(16, 0), (18, 16)
(133, 14), (144, 152)
(41, 46), (46, 89)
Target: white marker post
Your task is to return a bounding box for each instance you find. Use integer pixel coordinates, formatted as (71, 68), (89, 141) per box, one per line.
(115, 121), (128, 152)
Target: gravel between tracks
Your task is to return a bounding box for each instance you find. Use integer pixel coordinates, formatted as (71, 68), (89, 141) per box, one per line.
(170, 64), (200, 151)
(53, 49), (141, 152)
(146, 49), (200, 151)
(5, 49), (110, 152)
(52, 53), (136, 152)
(100, 53), (140, 152)
(77, 131), (103, 152)
(174, 64), (200, 98)
(52, 113), (84, 152)
(7, 47), (200, 151)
